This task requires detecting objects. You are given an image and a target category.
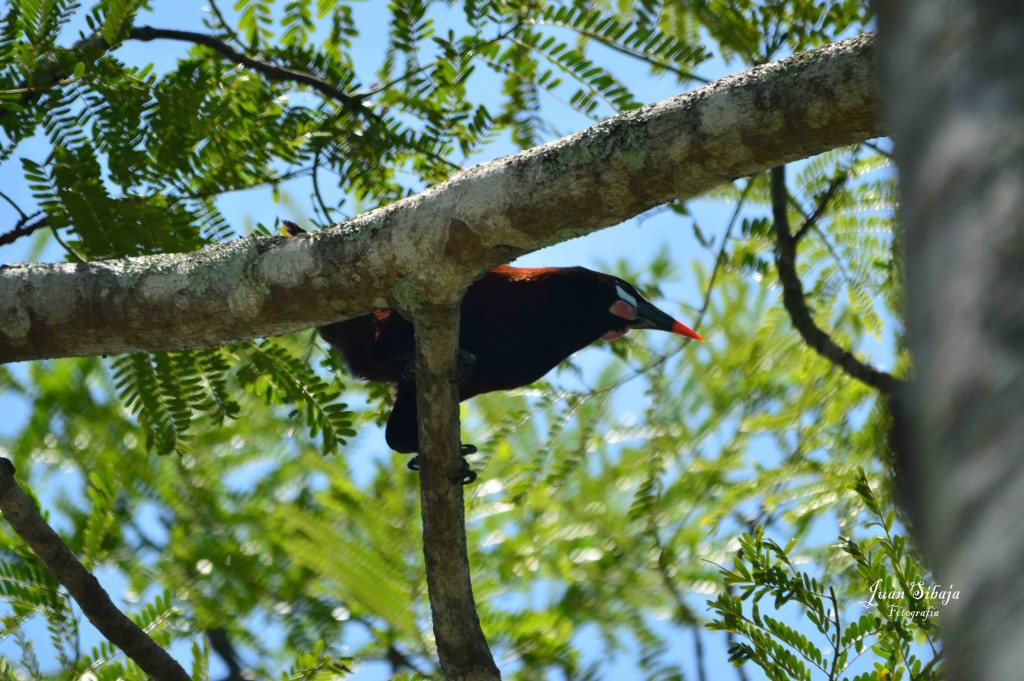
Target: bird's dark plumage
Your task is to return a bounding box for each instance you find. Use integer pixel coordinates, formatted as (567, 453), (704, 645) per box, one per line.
(317, 264), (703, 455)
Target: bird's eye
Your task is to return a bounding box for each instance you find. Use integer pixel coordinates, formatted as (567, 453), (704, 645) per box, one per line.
(615, 284), (638, 308)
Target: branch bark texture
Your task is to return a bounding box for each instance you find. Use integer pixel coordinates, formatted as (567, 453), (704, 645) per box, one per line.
(877, 2), (1024, 680)
(0, 460), (193, 681)
(412, 306), (500, 681)
(1, 33), (882, 364)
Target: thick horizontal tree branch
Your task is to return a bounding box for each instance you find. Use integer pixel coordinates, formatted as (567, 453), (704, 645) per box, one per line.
(771, 165), (901, 394)
(0, 459), (193, 681)
(0, 33), (882, 364)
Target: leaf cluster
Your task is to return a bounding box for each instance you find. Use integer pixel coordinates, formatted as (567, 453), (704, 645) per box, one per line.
(707, 471), (943, 681)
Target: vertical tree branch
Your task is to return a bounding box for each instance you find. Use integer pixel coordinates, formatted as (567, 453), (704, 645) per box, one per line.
(0, 460), (192, 681)
(411, 305), (500, 681)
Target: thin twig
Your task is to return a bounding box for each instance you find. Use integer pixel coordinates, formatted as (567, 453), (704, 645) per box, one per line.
(348, 615), (433, 677)
(781, 173), (861, 295)
(794, 172), (848, 243)
(0, 212), (47, 248)
(180, 165), (315, 200)
(800, 207), (859, 295)
(771, 165), (901, 394)
(49, 225), (87, 263)
(862, 140), (893, 159)
(128, 26), (367, 113)
(206, 0), (246, 50)
(0, 459), (193, 681)
(0, 191), (28, 220)
(651, 530), (706, 681)
(725, 584), (751, 681)
(207, 628), (245, 681)
(311, 147), (336, 224)
(692, 627), (707, 681)
(384, 643), (432, 678)
(828, 587), (842, 679)
(7, 24), (453, 181)
(359, 18), (526, 99)
(693, 180), (754, 330)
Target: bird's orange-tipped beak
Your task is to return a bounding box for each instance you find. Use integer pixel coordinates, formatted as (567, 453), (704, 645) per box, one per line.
(671, 320), (704, 342)
(628, 296), (704, 342)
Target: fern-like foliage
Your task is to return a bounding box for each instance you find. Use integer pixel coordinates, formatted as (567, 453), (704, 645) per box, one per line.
(111, 348), (242, 455)
(280, 639), (352, 680)
(0, 552), (185, 681)
(81, 471), (120, 564)
(707, 472), (944, 681)
(100, 0), (144, 45)
(531, 5), (709, 82)
(277, 498), (420, 639)
(233, 340), (355, 454)
(0, 550), (61, 620)
(235, 0), (275, 47)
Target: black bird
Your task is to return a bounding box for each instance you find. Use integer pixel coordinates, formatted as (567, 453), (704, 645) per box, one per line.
(321, 265), (703, 469)
(281, 223), (704, 479)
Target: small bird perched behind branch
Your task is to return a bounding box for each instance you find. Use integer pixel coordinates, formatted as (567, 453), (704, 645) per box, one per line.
(281, 220), (703, 481)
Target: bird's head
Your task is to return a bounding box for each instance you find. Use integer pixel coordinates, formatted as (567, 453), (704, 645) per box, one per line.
(589, 272), (704, 343)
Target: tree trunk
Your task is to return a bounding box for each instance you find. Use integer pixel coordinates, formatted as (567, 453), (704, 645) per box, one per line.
(877, 2), (1024, 679)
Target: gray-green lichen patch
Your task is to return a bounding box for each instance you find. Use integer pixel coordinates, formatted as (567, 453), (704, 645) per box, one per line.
(614, 141), (647, 171)
(391, 278), (427, 314)
(554, 137), (598, 169)
(547, 117), (651, 173)
(115, 255), (156, 290)
(187, 236), (268, 297)
(616, 127), (651, 172)
(323, 209), (390, 244)
(2, 301), (31, 347)
(115, 237), (273, 318)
